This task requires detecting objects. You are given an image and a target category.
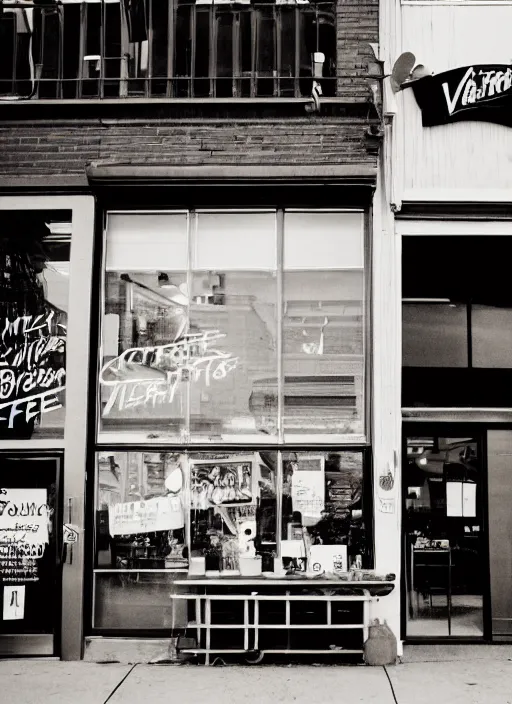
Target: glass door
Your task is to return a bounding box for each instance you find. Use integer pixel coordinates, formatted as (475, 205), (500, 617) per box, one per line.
(403, 430), (486, 639)
(0, 454), (62, 656)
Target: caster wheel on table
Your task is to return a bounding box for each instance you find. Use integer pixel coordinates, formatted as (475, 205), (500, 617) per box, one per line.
(244, 650), (264, 664)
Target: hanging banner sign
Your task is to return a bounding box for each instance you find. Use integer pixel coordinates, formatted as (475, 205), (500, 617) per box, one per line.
(411, 64), (512, 128)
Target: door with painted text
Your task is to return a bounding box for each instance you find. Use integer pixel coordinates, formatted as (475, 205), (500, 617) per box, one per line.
(0, 455), (62, 656)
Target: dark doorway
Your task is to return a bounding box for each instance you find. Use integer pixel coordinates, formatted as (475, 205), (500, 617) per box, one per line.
(0, 454), (62, 656)
(402, 429), (487, 639)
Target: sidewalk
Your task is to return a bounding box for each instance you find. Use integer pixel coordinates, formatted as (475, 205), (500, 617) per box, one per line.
(2, 646), (512, 704)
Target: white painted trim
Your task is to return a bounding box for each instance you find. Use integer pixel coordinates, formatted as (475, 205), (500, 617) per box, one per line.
(401, 189), (512, 203)
(0, 440), (65, 451)
(96, 433), (367, 445)
(61, 197), (95, 661)
(0, 195), (95, 661)
(396, 220), (512, 236)
(403, 407), (512, 412)
(402, 1), (512, 5)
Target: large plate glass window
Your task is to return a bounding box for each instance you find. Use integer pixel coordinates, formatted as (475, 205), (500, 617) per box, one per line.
(98, 209), (366, 443)
(283, 211), (365, 440)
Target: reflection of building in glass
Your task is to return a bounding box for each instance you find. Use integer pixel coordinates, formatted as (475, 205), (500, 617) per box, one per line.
(0, 212), (70, 440)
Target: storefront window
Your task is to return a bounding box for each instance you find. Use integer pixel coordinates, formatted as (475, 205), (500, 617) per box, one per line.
(98, 209), (366, 443)
(93, 447), (370, 628)
(93, 208), (369, 630)
(0, 210), (71, 439)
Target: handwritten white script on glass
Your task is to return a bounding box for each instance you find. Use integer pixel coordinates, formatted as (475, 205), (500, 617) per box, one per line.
(0, 313), (66, 431)
(100, 330), (238, 416)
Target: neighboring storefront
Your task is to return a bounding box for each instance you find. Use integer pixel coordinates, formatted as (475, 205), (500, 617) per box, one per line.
(386, 0), (512, 644)
(0, 197), (95, 657)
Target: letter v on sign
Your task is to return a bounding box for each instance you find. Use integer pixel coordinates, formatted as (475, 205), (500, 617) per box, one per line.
(442, 67), (474, 115)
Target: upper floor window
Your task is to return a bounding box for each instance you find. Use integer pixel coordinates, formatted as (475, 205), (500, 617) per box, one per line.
(0, 0), (336, 100)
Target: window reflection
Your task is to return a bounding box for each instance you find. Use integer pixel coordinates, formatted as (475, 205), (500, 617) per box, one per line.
(96, 452), (188, 571)
(472, 305), (512, 368)
(280, 451), (367, 572)
(402, 303), (468, 368)
(96, 450), (368, 575)
(283, 271), (364, 437)
(99, 210), (366, 441)
(189, 271), (278, 440)
(0, 211), (70, 439)
(188, 452), (277, 573)
(100, 271), (189, 438)
(96, 450), (277, 573)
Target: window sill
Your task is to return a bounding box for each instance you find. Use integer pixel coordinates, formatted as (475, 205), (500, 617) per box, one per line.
(0, 96), (369, 106)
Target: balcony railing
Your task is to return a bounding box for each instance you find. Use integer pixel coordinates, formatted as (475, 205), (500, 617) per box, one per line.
(0, 0), (337, 100)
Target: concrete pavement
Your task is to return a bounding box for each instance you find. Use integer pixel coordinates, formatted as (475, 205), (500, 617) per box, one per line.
(2, 647), (512, 704)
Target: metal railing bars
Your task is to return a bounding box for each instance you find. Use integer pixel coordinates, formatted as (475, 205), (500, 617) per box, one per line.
(0, 0), (338, 99)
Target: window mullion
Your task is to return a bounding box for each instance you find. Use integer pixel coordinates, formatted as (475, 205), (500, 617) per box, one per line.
(185, 210), (195, 444)
(276, 451), (283, 559)
(277, 208), (284, 444)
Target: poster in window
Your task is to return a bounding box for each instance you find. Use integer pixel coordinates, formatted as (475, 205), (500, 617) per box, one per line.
(3, 585), (25, 620)
(190, 457), (256, 509)
(291, 455), (325, 524)
(0, 488), (49, 584)
(108, 495), (184, 536)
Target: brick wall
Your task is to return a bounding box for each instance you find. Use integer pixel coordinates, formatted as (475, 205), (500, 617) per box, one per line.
(0, 0), (379, 185)
(0, 118), (376, 179)
(337, 0), (379, 98)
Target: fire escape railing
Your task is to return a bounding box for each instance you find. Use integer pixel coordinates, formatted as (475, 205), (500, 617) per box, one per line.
(0, 0), (337, 100)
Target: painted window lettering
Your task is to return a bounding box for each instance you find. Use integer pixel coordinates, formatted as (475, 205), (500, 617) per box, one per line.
(100, 330), (238, 416)
(0, 313), (66, 429)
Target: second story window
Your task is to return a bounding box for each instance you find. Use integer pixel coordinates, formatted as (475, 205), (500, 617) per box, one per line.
(0, 0), (336, 100)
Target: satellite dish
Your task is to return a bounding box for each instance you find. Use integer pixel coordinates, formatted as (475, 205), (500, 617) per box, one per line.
(390, 52), (416, 92)
(410, 64), (431, 81)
